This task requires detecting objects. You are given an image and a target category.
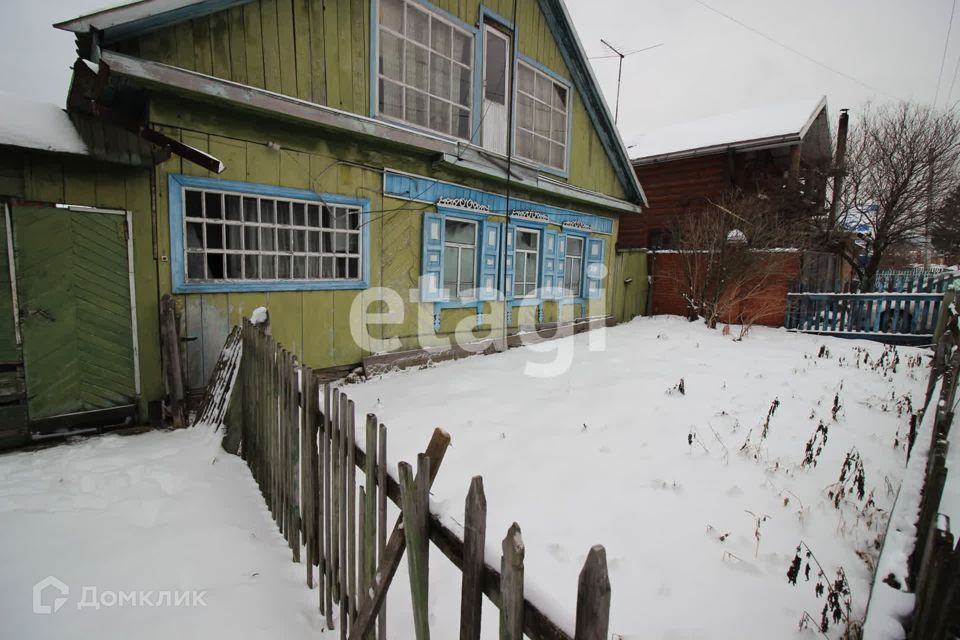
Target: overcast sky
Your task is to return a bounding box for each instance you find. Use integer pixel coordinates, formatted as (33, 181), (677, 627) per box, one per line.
(2, 0), (958, 141)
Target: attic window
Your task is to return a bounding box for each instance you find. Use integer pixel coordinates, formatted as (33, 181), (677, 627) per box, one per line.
(515, 61), (569, 171)
(377, 0), (474, 140)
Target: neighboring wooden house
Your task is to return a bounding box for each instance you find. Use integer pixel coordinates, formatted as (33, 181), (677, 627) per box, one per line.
(0, 0), (644, 445)
(616, 97), (832, 324)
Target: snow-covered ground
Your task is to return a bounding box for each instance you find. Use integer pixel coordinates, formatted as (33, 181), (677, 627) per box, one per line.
(346, 317), (930, 639)
(0, 317), (931, 640)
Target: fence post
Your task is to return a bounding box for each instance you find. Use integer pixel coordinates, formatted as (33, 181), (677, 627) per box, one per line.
(499, 523), (524, 640)
(377, 424), (388, 640)
(400, 455), (431, 640)
(363, 413), (378, 626)
(574, 545), (611, 640)
(460, 476), (487, 640)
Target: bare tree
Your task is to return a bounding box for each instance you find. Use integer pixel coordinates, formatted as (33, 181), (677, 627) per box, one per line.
(832, 103), (960, 288)
(670, 190), (808, 336)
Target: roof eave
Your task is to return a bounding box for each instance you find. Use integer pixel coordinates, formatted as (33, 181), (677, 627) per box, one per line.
(631, 133), (805, 166)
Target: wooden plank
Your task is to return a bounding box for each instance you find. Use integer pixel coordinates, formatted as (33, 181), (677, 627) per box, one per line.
(460, 476), (487, 640)
(210, 11), (232, 80)
(399, 456), (431, 640)
(292, 0), (314, 101)
(348, 428), (452, 640)
(363, 413), (378, 618)
(227, 6), (248, 84)
(376, 423), (388, 640)
(574, 546), (611, 640)
(276, 0), (299, 98)
(332, 387), (342, 605)
(336, 0), (355, 112)
(339, 391), (348, 639)
(260, 0), (283, 94)
(323, 384), (334, 627)
(322, 0), (342, 108)
(243, 2), (266, 89)
(347, 398), (358, 626)
(308, 0), (328, 105)
(192, 18), (214, 76)
(500, 523), (525, 640)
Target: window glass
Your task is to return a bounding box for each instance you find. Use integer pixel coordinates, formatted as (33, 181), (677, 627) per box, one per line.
(485, 31), (507, 105)
(514, 229), (539, 297)
(515, 61), (570, 171)
(378, 0), (473, 139)
(443, 217), (477, 298)
(182, 187), (362, 283)
(563, 236), (584, 296)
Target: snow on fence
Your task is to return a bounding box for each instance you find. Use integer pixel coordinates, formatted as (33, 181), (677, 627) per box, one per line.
(785, 292), (944, 346)
(232, 319), (610, 640)
(864, 307), (960, 638)
(792, 269), (958, 295)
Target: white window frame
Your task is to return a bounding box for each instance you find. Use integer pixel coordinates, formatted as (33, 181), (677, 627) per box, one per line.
(376, 0), (475, 140)
(515, 60), (570, 172)
(563, 235), (584, 297)
(443, 216), (478, 299)
(514, 228), (540, 298)
(182, 186), (363, 283)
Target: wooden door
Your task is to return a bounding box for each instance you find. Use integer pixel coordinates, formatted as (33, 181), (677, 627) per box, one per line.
(12, 205), (137, 425)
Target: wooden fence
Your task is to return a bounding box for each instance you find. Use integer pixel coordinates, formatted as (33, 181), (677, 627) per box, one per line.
(791, 268), (957, 295)
(784, 292), (944, 345)
(233, 319), (610, 640)
(905, 307), (960, 639)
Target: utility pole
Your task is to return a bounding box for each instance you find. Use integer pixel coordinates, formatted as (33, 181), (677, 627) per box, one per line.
(599, 40), (663, 124)
(827, 109), (850, 233)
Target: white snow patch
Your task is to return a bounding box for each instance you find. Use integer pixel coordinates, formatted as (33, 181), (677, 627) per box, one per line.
(250, 307), (269, 326)
(0, 93), (88, 156)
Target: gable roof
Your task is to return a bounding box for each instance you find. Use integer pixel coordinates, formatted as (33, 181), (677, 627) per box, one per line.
(55, 0), (646, 206)
(628, 96), (828, 165)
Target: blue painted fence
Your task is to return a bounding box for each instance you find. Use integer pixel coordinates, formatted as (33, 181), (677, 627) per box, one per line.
(792, 269), (958, 295)
(785, 292), (944, 345)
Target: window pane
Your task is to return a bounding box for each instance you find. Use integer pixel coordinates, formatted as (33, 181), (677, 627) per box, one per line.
(243, 197), (258, 222)
(485, 32), (507, 105)
(294, 256), (307, 279)
(206, 223), (223, 249)
(454, 108), (470, 139)
(277, 256), (291, 279)
(321, 256), (334, 278)
(429, 53), (451, 100)
(262, 255), (276, 278)
(525, 252), (537, 280)
(567, 237), (583, 257)
(261, 200), (276, 223)
(535, 135), (550, 164)
(225, 195), (242, 221)
(407, 4), (429, 43)
(380, 30), (404, 80)
(405, 44), (429, 89)
(277, 201), (291, 225)
(516, 130), (534, 158)
(245, 255), (260, 279)
(206, 253), (224, 279)
(405, 88), (428, 126)
(443, 249), (458, 291)
(550, 142), (565, 170)
(204, 192), (222, 219)
(308, 204), (320, 227)
(278, 228), (291, 251)
(517, 93), (534, 130)
(226, 224), (242, 250)
(309, 230), (320, 252)
(292, 203), (306, 226)
(380, 79), (404, 118)
(294, 230), (306, 252)
(518, 231), (537, 251)
(348, 234), (359, 254)
(535, 73), (552, 104)
(186, 222), (203, 249)
(452, 64), (471, 107)
(445, 219), (475, 244)
(553, 83), (567, 109)
(185, 190), (203, 218)
(534, 102), (551, 138)
(431, 19), (451, 56)
(226, 254), (242, 278)
(460, 248), (475, 288)
(429, 97), (450, 135)
(518, 64), (534, 94)
(453, 31), (472, 66)
(308, 257), (320, 279)
(187, 252), (205, 279)
(261, 228), (276, 251)
(348, 258), (359, 279)
(380, 0), (403, 32)
(551, 111), (566, 143)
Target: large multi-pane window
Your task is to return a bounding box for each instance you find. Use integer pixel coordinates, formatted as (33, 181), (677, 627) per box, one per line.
(378, 0), (473, 139)
(563, 236), (583, 296)
(182, 187), (362, 282)
(516, 61), (569, 171)
(443, 218), (477, 298)
(514, 229), (540, 298)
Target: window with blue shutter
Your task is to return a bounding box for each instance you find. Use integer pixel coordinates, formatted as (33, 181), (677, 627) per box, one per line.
(585, 237), (605, 300)
(479, 221), (501, 300)
(504, 225), (516, 301)
(421, 213), (445, 301)
(557, 235), (567, 297)
(541, 230), (559, 299)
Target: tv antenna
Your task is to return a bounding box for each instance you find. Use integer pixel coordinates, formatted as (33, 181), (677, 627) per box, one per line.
(599, 40), (664, 123)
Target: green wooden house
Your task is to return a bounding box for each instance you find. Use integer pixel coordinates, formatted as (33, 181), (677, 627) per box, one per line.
(0, 0), (644, 447)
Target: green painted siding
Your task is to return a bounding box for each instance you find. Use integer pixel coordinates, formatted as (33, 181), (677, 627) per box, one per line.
(13, 206), (137, 419)
(125, 0), (627, 200)
(149, 93), (615, 381)
(0, 208), (17, 363)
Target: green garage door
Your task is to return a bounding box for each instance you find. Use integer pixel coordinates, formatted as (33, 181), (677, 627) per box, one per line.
(12, 205), (137, 426)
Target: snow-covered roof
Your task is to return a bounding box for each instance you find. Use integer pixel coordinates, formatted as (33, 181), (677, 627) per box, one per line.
(0, 93), (88, 156)
(628, 96), (828, 164)
(55, 0), (254, 41)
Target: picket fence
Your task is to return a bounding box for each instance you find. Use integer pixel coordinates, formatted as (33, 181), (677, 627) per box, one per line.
(231, 319), (611, 640)
(784, 292), (943, 345)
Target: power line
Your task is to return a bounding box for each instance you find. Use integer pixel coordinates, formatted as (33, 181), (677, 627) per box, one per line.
(691, 0), (899, 100)
(934, 0), (958, 106)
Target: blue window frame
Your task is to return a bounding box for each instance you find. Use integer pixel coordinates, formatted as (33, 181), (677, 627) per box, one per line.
(421, 206), (501, 303)
(168, 174), (370, 293)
